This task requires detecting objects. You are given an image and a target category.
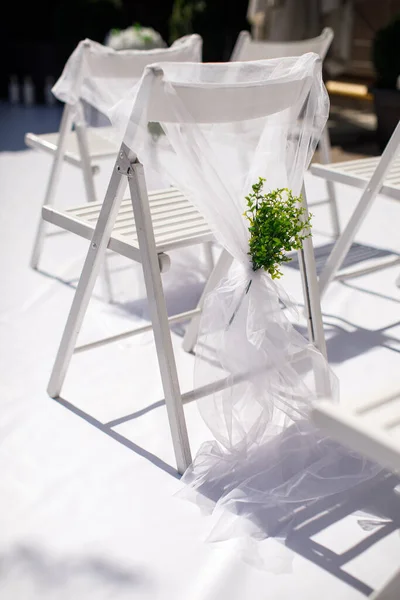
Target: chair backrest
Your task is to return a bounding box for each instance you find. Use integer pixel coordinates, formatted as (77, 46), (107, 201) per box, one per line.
(83, 35), (202, 80)
(52, 34), (203, 116)
(142, 57), (318, 125)
(230, 28), (333, 62)
(117, 54), (327, 232)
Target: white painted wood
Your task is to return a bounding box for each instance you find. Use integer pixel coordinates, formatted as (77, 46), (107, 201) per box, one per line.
(229, 30), (248, 62)
(42, 188), (213, 258)
(75, 308), (202, 353)
(75, 105), (98, 205)
(312, 399), (400, 473)
(319, 127), (340, 237)
(25, 129), (116, 166)
(27, 36), (209, 287)
(298, 184), (328, 360)
(148, 73), (309, 124)
(312, 377), (400, 600)
(30, 104), (75, 269)
(311, 157), (400, 201)
(75, 103), (115, 303)
(231, 27), (333, 62)
(231, 28), (339, 239)
(45, 65), (329, 474)
(318, 121), (400, 298)
(47, 156), (129, 398)
(128, 159), (192, 474)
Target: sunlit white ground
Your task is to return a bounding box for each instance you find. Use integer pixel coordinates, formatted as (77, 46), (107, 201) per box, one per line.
(0, 148), (399, 599)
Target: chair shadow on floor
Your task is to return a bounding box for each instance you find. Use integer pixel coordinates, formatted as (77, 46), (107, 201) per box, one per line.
(49, 241), (399, 596)
(179, 422), (400, 596)
(284, 472), (400, 596)
(55, 386), (400, 596)
(286, 241), (400, 278)
(292, 316), (400, 366)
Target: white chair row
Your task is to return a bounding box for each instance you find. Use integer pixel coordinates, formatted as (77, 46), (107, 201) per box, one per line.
(27, 27), (338, 280)
(34, 44), (328, 473)
(27, 34), (206, 297)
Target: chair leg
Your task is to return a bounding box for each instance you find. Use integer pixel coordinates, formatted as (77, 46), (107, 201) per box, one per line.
(30, 104), (74, 270)
(299, 184), (328, 358)
(183, 248), (233, 354)
(75, 111), (114, 303)
(370, 566), (400, 600)
(47, 162), (128, 399)
(319, 127), (340, 238)
(319, 121), (400, 298)
(128, 160), (192, 474)
(298, 185), (331, 397)
(75, 122), (97, 205)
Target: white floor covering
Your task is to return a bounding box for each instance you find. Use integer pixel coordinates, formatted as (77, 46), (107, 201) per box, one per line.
(0, 148), (399, 599)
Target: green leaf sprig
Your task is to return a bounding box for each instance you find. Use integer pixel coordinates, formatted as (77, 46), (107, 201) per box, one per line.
(244, 177), (312, 279)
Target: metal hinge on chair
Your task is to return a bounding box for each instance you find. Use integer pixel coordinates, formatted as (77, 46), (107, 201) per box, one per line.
(116, 143), (137, 178)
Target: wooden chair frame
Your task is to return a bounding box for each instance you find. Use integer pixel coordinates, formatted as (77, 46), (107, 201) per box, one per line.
(311, 121), (400, 298)
(45, 65), (328, 474)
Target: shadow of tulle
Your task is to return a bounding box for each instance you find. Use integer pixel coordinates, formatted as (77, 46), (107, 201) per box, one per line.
(181, 420), (400, 595)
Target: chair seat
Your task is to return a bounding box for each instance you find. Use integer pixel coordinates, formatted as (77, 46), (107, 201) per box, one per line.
(312, 395), (400, 474)
(42, 187), (213, 260)
(311, 155), (400, 201)
(25, 127), (119, 169)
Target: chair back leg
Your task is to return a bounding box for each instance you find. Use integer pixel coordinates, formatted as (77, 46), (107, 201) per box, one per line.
(128, 158), (192, 474)
(75, 104), (98, 205)
(319, 127), (341, 237)
(47, 153), (128, 398)
(75, 102), (115, 303)
(297, 184), (332, 396)
(30, 104), (74, 269)
(299, 185), (327, 355)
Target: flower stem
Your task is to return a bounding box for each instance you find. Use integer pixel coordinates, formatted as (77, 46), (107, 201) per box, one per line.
(226, 279), (253, 330)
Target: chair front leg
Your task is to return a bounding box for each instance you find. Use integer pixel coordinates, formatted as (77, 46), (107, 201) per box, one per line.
(47, 159), (128, 398)
(128, 160), (192, 474)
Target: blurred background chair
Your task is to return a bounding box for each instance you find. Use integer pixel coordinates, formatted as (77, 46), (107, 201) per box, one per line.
(311, 120), (400, 298)
(231, 27), (341, 239)
(27, 35), (204, 295)
(42, 57), (328, 473)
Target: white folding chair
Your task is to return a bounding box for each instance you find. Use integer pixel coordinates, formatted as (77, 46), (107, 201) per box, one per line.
(311, 120), (400, 298)
(43, 58), (328, 474)
(312, 395), (400, 599)
(27, 35), (203, 278)
(230, 28), (340, 238)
